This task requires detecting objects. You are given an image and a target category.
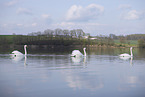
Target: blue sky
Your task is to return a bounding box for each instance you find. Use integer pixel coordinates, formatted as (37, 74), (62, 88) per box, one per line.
(0, 0), (145, 35)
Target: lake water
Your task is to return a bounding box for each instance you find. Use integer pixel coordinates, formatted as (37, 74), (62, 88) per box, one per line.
(0, 47), (145, 97)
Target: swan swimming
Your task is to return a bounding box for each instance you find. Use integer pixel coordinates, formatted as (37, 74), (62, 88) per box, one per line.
(119, 47), (133, 57)
(71, 48), (86, 57)
(11, 45), (28, 57)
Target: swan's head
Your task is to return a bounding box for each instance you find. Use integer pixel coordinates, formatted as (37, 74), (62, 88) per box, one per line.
(130, 47), (133, 50)
(24, 45), (27, 48)
(83, 48), (86, 50)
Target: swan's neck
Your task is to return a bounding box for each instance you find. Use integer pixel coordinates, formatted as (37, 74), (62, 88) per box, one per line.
(24, 46), (27, 56)
(83, 49), (86, 56)
(130, 48), (133, 57)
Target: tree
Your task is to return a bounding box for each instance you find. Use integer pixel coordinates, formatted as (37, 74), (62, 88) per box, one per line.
(138, 39), (145, 48)
(76, 29), (84, 39)
(55, 28), (63, 36)
(44, 29), (53, 37)
(70, 30), (77, 38)
(120, 37), (126, 44)
(109, 34), (118, 39)
(63, 29), (70, 39)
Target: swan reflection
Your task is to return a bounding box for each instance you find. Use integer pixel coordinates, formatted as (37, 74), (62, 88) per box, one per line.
(24, 56), (27, 66)
(10, 54), (27, 66)
(130, 57), (133, 65)
(119, 56), (131, 60)
(119, 56), (133, 66)
(71, 56), (86, 64)
(10, 54), (24, 62)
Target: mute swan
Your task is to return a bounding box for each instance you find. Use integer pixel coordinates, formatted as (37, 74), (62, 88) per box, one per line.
(71, 48), (86, 57)
(119, 47), (133, 57)
(11, 45), (27, 57)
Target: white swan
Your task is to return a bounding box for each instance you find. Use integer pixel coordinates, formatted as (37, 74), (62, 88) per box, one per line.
(11, 45), (27, 57)
(119, 47), (133, 57)
(71, 48), (86, 57)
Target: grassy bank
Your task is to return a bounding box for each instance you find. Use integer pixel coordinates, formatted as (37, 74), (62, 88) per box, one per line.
(0, 35), (142, 48)
(114, 40), (138, 47)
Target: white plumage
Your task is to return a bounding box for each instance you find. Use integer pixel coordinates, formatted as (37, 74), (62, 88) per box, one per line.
(119, 47), (133, 57)
(119, 53), (130, 57)
(12, 50), (23, 55)
(11, 45), (27, 57)
(71, 48), (86, 57)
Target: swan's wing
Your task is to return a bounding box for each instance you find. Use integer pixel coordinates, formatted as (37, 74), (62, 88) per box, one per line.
(72, 50), (81, 54)
(71, 50), (83, 56)
(119, 53), (130, 57)
(12, 50), (23, 55)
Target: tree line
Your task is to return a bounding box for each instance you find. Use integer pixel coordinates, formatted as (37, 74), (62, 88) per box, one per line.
(0, 29), (90, 46)
(28, 28), (90, 39)
(0, 28), (145, 48)
(108, 34), (145, 48)
(108, 34), (145, 40)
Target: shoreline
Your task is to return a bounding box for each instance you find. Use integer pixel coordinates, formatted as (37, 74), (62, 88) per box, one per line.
(0, 44), (139, 49)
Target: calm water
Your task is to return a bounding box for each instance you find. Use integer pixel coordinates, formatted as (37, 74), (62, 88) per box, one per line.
(0, 47), (145, 97)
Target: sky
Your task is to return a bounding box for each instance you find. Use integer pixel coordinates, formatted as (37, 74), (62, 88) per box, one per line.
(0, 0), (145, 36)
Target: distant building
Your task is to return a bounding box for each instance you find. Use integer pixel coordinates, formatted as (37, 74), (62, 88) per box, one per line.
(72, 36), (77, 38)
(83, 36), (89, 39)
(90, 38), (97, 40)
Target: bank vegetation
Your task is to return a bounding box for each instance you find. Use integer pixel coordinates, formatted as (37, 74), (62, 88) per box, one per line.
(0, 28), (145, 48)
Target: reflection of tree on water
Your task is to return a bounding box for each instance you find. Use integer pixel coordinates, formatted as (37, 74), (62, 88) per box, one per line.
(63, 71), (104, 91)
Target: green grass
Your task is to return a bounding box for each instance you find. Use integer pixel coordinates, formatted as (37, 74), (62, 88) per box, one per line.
(114, 39), (138, 47)
(0, 35), (16, 44)
(0, 35), (139, 47)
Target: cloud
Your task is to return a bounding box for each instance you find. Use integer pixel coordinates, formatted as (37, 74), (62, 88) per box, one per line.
(31, 23), (37, 27)
(119, 4), (131, 10)
(2, 24), (8, 27)
(41, 14), (51, 19)
(66, 4), (104, 22)
(122, 10), (145, 20)
(50, 22), (106, 34)
(56, 22), (105, 27)
(119, 4), (145, 20)
(16, 8), (33, 15)
(5, 0), (18, 6)
(53, 22), (105, 29)
(41, 14), (52, 24)
(17, 24), (23, 26)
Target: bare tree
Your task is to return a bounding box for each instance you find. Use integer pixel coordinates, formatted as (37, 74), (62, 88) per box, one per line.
(76, 29), (84, 39)
(63, 29), (70, 39)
